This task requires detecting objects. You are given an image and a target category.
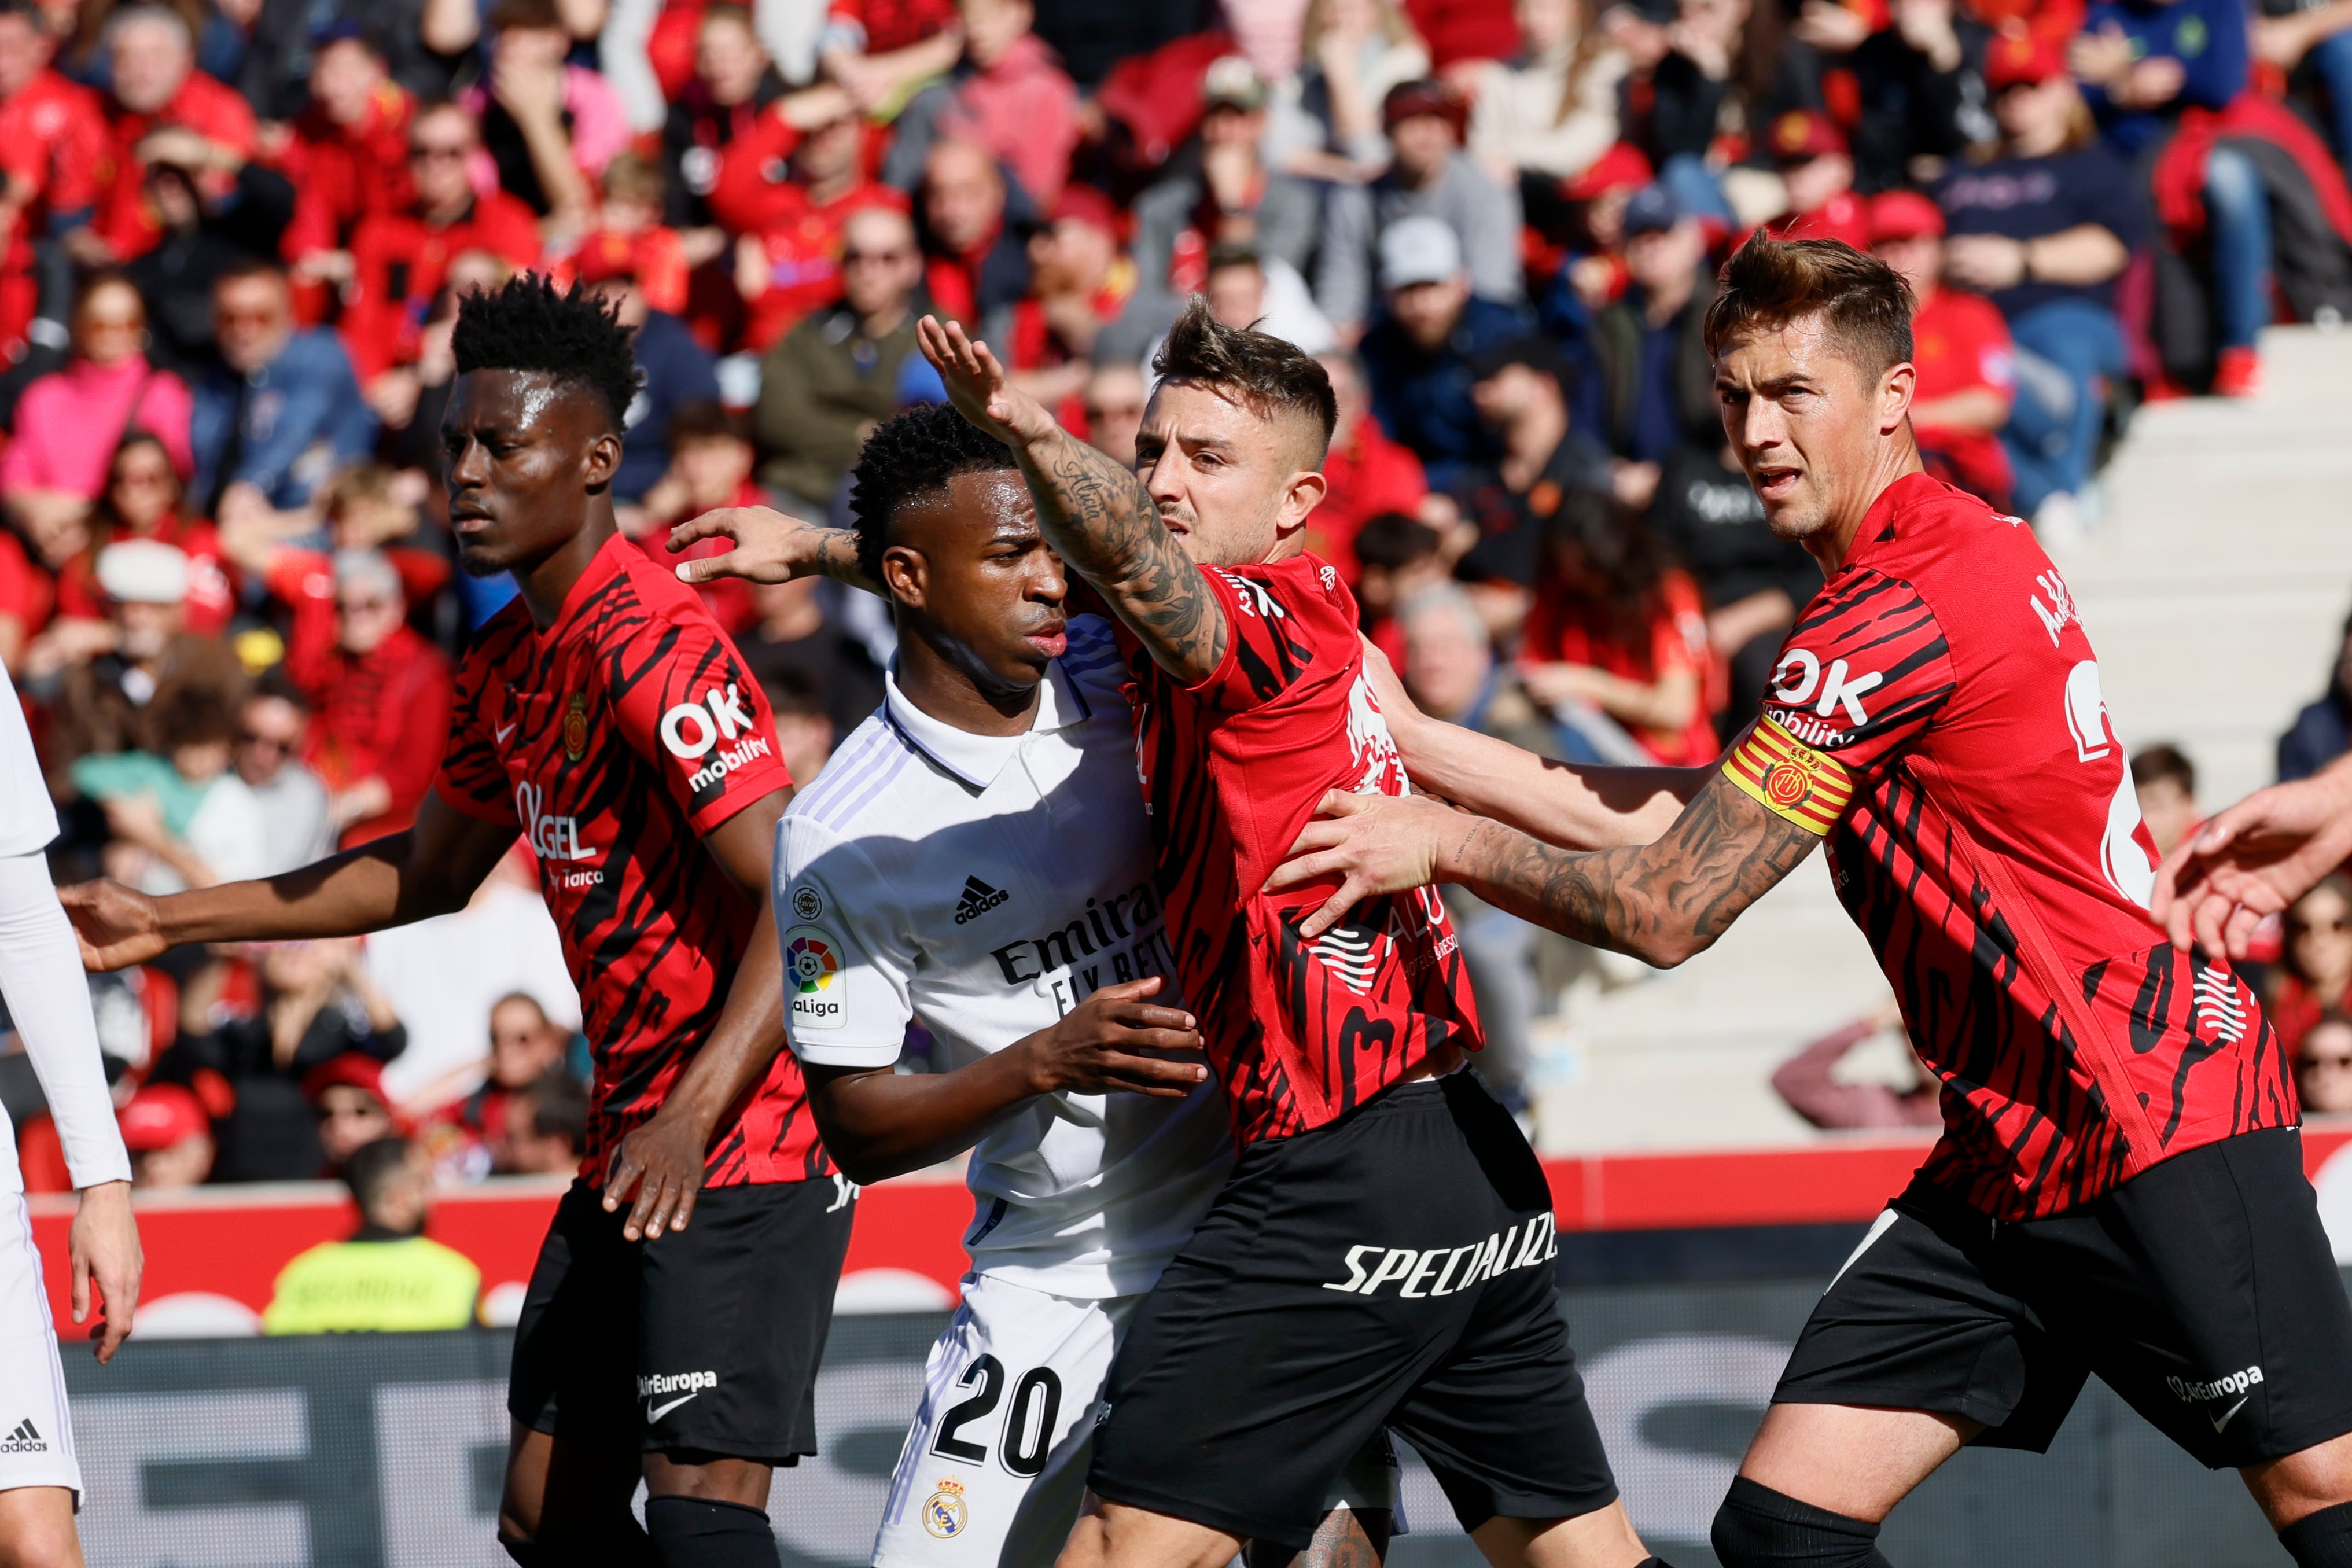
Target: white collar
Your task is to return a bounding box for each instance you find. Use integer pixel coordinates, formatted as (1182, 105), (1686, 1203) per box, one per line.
(882, 656), (1087, 791)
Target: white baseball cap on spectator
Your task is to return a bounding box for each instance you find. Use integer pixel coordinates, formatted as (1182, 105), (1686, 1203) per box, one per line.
(96, 539), (189, 605)
(1379, 216), (1463, 292)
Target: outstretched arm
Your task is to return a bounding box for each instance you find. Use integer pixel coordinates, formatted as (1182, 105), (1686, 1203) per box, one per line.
(916, 315), (1230, 685)
(2152, 753), (2352, 957)
(666, 504), (878, 594)
(1365, 637), (1709, 850)
(1269, 768), (1820, 966)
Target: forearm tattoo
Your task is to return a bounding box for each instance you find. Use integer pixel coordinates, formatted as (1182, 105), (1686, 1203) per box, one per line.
(1018, 431), (1228, 680)
(1449, 771), (1821, 962)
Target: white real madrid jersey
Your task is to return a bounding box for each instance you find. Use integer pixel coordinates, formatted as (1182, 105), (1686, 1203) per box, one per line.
(776, 617), (1232, 1298)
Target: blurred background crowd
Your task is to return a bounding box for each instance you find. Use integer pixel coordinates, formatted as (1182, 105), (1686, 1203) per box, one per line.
(0, 0), (2349, 1189)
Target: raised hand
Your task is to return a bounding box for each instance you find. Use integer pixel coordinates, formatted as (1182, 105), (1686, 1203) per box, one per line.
(57, 879), (169, 971)
(915, 315), (1061, 451)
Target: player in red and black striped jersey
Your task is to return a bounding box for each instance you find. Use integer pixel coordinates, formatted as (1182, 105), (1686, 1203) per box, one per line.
(913, 304), (1665, 1568)
(62, 278), (842, 1568)
(1271, 235), (2352, 1568)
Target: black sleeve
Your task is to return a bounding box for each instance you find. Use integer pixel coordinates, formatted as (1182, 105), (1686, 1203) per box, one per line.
(218, 161), (297, 262)
(1646, 54), (1729, 160)
(2077, 150), (2152, 249)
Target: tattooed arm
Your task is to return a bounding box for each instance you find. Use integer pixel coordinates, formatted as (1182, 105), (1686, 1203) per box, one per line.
(665, 504), (878, 594)
(916, 316), (1230, 684)
(1267, 769), (1821, 966)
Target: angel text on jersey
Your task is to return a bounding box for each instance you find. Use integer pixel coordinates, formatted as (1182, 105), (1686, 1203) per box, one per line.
(1769, 648), (1882, 746)
(660, 680), (772, 793)
(516, 781), (596, 874)
(1322, 1213), (1559, 1298)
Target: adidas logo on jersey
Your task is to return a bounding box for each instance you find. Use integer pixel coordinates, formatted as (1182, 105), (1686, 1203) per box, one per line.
(954, 876), (1008, 925)
(0, 1419), (45, 1453)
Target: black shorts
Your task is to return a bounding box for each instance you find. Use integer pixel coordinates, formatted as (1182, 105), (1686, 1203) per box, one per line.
(1089, 1073), (1615, 1550)
(1776, 1126), (2352, 1468)
(507, 1175), (855, 1464)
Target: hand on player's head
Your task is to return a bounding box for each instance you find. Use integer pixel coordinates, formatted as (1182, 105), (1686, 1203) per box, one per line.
(1265, 789), (1452, 940)
(916, 316), (1059, 450)
(665, 505), (822, 586)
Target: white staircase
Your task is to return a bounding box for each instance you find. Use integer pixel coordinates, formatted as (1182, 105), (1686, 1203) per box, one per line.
(1529, 323), (2352, 1154)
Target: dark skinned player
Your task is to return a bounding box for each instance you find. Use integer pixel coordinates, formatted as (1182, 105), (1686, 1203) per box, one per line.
(670, 409), (1412, 1568)
(60, 277), (840, 1568)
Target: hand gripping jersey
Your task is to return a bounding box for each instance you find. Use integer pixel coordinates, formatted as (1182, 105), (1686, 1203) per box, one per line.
(1117, 553), (1484, 1146)
(775, 619), (1234, 1297)
(1722, 474), (2290, 1219)
(432, 536), (826, 1187)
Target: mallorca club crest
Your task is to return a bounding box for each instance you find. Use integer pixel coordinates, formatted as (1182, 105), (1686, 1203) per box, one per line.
(563, 693), (588, 760)
(922, 1477), (968, 1538)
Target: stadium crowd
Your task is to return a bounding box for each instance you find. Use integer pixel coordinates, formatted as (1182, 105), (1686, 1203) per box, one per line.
(1, 0), (2350, 1185)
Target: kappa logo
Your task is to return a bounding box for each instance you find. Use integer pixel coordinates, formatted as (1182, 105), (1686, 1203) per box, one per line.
(0, 1419), (44, 1454)
(954, 875), (1008, 925)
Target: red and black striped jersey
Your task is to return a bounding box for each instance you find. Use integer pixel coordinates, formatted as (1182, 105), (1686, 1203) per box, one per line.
(1115, 552), (1483, 1147)
(430, 535), (826, 1188)
(1724, 474), (2290, 1220)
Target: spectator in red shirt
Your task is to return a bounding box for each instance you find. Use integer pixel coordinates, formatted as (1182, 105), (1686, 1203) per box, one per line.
(271, 545), (454, 848)
(1761, 109), (1868, 248)
(1002, 185), (1173, 416)
(2130, 742), (2202, 858)
(1869, 186), (2015, 509)
(282, 27), (416, 281)
(87, 4), (257, 263)
(341, 101), (543, 387)
(54, 431), (235, 636)
(1309, 347), (1429, 579)
(719, 100), (904, 351)
(0, 0), (107, 355)
(882, 0), (1079, 205)
(554, 154), (690, 316)
(820, 0), (963, 113)
(1517, 487), (1723, 765)
(661, 2), (788, 233)
(914, 137), (1028, 327)
(2270, 874), (2352, 1061)
(461, 0), (630, 235)
(1, 275), (192, 521)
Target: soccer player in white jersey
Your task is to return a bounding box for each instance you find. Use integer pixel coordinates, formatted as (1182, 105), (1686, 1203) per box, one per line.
(680, 404), (1400, 1568)
(0, 657), (142, 1568)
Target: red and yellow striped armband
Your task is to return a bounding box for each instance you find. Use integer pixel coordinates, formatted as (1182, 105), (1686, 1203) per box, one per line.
(1721, 716), (1854, 835)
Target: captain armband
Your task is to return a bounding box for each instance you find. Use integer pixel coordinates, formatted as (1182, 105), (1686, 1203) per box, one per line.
(1721, 716), (1855, 835)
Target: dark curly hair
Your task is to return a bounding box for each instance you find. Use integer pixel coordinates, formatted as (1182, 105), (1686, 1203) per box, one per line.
(847, 404), (1021, 587)
(452, 274), (643, 429)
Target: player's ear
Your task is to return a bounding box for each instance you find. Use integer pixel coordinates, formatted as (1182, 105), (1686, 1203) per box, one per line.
(881, 544), (926, 609)
(583, 427), (625, 488)
(1878, 359), (1916, 436)
(1277, 467), (1328, 539)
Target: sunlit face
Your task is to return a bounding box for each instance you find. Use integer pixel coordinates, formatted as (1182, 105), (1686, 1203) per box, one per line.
(236, 694), (304, 785)
(489, 998), (558, 1087)
(334, 574), (403, 655)
(1135, 382), (1326, 567)
(1401, 605), (1490, 721)
(0, 13), (52, 102)
(408, 106), (477, 215)
(109, 16), (190, 115)
(76, 279), (146, 367)
(1517, 0), (1576, 54)
(441, 370), (620, 577)
(115, 597), (181, 661)
(1204, 262), (1267, 332)
(884, 470), (1069, 702)
(673, 433), (754, 512)
(1872, 232), (1942, 300)
(2290, 885), (2352, 990)
(2299, 1019), (2352, 1114)
(958, 0), (1032, 67)
(1083, 365), (1146, 467)
(1714, 312), (1912, 544)
(309, 36), (382, 127)
(315, 1085), (392, 1164)
(106, 440), (178, 529)
(2134, 776), (2196, 858)
(1389, 274), (1468, 350)
(840, 209), (919, 318)
(923, 143), (1003, 255)
(697, 12), (766, 104)
(1995, 75), (2074, 149)
(1389, 113), (1455, 183)
(214, 272), (293, 375)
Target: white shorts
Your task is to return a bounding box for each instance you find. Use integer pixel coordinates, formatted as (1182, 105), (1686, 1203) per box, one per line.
(874, 1274), (1398, 1568)
(0, 1194), (79, 1502)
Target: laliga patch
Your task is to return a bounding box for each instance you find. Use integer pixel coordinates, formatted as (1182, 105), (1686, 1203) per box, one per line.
(785, 925), (846, 1030)
(923, 1477), (969, 1538)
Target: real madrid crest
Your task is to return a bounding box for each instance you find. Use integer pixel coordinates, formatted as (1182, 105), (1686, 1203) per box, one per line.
(922, 1477), (968, 1538)
(564, 693), (588, 760)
